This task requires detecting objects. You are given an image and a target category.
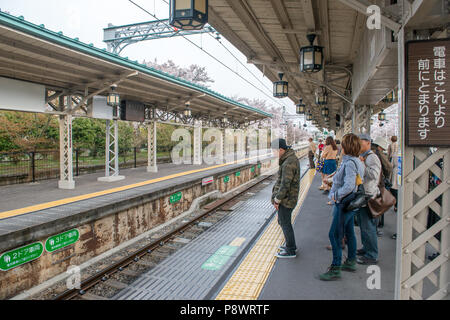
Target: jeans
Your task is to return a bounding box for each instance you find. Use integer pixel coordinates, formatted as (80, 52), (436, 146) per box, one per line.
(277, 205), (297, 254)
(356, 206), (378, 260)
(308, 151), (315, 169)
(329, 205), (357, 266)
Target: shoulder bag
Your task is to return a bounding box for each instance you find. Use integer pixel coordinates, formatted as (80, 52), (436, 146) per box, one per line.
(368, 171), (396, 218)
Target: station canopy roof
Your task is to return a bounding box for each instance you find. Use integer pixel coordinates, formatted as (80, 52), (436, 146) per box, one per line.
(207, 0), (404, 130)
(0, 11), (272, 123)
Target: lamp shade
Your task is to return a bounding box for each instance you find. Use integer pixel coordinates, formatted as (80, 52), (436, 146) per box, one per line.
(169, 0), (208, 30)
(296, 99), (306, 114)
(274, 73), (288, 98)
(378, 112), (386, 122)
(106, 91), (120, 108)
(315, 87), (328, 105)
(300, 34), (324, 73)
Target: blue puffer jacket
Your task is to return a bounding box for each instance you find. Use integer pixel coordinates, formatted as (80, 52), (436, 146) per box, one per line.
(328, 155), (365, 203)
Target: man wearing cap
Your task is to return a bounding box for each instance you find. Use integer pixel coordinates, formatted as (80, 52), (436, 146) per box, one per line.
(271, 139), (300, 258)
(356, 134), (382, 265)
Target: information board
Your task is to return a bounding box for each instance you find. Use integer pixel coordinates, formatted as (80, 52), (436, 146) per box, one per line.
(406, 39), (450, 146)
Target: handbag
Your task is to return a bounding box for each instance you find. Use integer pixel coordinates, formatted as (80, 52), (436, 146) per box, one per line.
(368, 171), (397, 219)
(339, 159), (367, 212)
(316, 159), (324, 173)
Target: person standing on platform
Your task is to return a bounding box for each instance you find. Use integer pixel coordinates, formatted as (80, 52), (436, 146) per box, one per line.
(356, 134), (382, 265)
(318, 139), (325, 158)
(388, 136), (399, 240)
(308, 138), (317, 169)
(320, 137), (338, 194)
(320, 133), (365, 281)
(271, 138), (300, 259)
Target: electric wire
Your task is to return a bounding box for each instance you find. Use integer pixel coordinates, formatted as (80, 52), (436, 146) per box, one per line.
(127, 0), (284, 108)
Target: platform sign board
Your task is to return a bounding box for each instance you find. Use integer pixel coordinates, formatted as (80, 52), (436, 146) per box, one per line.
(170, 192), (183, 204)
(0, 77), (46, 113)
(223, 176), (230, 183)
(406, 39), (450, 146)
(45, 229), (80, 253)
(89, 96), (113, 120)
(120, 100), (145, 122)
(235, 171), (241, 177)
(202, 176), (214, 186)
(0, 242), (44, 272)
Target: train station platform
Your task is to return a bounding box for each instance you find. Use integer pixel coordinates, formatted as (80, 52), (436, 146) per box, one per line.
(212, 172), (397, 300)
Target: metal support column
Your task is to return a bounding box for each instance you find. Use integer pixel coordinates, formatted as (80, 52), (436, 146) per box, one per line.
(98, 118), (125, 182)
(351, 104), (356, 134)
(58, 113), (75, 190)
(193, 120), (202, 165)
(147, 121), (158, 173)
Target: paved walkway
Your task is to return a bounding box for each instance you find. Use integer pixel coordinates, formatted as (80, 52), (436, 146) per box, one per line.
(259, 174), (397, 300)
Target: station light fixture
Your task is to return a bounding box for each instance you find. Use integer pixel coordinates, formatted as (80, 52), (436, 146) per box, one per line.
(300, 34), (324, 73)
(273, 73), (289, 98)
(169, 0), (208, 30)
(296, 99), (306, 115)
(315, 87), (328, 105)
(382, 90), (398, 103)
(306, 112), (313, 122)
(378, 111), (386, 122)
(106, 85), (120, 108)
(183, 101), (192, 117)
(321, 107), (329, 117)
(222, 116), (229, 124)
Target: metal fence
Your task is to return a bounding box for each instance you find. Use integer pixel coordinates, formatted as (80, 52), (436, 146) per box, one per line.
(0, 148), (170, 186)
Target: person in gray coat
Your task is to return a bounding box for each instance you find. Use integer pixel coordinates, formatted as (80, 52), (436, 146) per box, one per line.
(356, 134), (382, 265)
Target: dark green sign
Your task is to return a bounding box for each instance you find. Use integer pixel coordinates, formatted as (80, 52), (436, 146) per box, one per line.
(258, 164), (262, 169)
(45, 229), (80, 253)
(223, 176), (230, 183)
(170, 192), (183, 204)
(251, 167), (255, 173)
(0, 242), (44, 271)
(235, 171), (241, 177)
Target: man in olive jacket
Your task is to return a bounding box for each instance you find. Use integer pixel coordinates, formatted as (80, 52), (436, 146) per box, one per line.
(271, 139), (300, 258)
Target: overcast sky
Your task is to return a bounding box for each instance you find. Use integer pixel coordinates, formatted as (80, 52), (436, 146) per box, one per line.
(0, 0), (297, 114)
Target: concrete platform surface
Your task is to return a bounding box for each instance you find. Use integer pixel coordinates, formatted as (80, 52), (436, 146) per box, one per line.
(259, 174), (397, 300)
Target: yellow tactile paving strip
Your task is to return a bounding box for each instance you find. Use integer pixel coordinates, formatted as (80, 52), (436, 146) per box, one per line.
(0, 154), (270, 221)
(215, 169), (316, 300)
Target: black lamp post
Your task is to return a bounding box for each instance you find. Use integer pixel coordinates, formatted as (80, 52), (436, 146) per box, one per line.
(296, 99), (306, 115)
(274, 73), (289, 98)
(169, 0), (208, 30)
(315, 87), (328, 105)
(300, 34), (324, 73)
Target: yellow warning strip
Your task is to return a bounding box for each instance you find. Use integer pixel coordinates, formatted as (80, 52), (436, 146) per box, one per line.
(215, 169), (316, 300)
(0, 154), (270, 221)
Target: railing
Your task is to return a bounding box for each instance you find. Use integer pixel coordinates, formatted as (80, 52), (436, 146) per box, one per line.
(0, 148), (170, 186)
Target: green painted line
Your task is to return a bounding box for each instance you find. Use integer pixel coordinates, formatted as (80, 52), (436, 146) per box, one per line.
(45, 229), (79, 253)
(0, 242), (44, 271)
(201, 246), (238, 271)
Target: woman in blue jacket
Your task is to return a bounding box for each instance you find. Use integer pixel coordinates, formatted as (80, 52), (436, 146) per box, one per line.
(320, 133), (365, 281)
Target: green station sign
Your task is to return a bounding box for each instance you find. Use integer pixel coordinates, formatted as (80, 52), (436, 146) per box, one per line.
(0, 242), (44, 271)
(170, 192), (183, 204)
(258, 164), (262, 169)
(251, 167), (255, 173)
(223, 176), (230, 183)
(235, 171), (241, 177)
(45, 229), (80, 253)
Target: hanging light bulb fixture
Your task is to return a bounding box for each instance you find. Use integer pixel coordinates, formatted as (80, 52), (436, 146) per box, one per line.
(321, 107), (329, 117)
(315, 87), (328, 105)
(378, 111), (386, 122)
(106, 85), (120, 108)
(300, 34), (324, 73)
(273, 73), (289, 98)
(306, 112), (313, 122)
(169, 0), (208, 31)
(183, 101), (192, 117)
(296, 99), (306, 115)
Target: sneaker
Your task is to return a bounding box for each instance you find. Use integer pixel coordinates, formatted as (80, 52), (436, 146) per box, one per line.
(377, 230), (384, 237)
(278, 246), (298, 253)
(341, 260), (357, 272)
(356, 249), (366, 256)
(391, 234), (397, 240)
(275, 250), (296, 259)
(357, 256), (378, 265)
(319, 266), (341, 281)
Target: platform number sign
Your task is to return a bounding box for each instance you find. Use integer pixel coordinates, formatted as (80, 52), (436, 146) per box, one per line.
(223, 176), (230, 183)
(235, 171), (241, 177)
(258, 164), (261, 169)
(170, 192), (183, 204)
(45, 229), (80, 253)
(251, 167), (255, 173)
(0, 242), (44, 271)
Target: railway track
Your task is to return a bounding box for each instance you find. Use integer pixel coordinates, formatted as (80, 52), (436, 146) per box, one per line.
(50, 173), (277, 300)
